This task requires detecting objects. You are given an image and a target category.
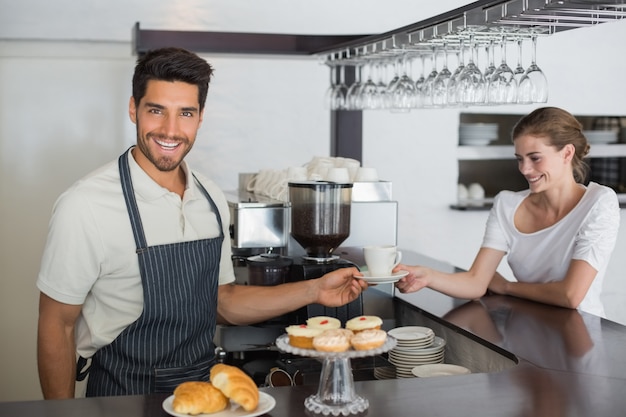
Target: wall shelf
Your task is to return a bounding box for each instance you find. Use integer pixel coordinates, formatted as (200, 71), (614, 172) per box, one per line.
(458, 143), (626, 160)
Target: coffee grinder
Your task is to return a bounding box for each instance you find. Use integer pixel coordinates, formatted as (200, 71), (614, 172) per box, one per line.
(287, 181), (363, 324)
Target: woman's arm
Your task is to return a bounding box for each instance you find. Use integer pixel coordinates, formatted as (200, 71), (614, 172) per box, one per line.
(395, 247), (505, 299)
(488, 259), (597, 309)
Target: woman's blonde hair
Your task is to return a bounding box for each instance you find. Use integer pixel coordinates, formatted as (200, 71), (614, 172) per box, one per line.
(512, 107), (590, 183)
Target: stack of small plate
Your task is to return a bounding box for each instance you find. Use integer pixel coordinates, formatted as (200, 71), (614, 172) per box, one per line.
(583, 130), (618, 144)
(459, 123), (499, 146)
(373, 365), (396, 380)
(384, 326), (446, 378)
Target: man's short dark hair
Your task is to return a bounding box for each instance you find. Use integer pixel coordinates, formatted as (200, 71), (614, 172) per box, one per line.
(132, 47), (214, 112)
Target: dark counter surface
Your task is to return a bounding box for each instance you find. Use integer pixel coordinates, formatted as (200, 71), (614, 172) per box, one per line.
(3, 249), (626, 416)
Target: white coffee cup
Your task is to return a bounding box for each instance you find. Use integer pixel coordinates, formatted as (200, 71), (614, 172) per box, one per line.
(363, 245), (402, 276)
(355, 167), (379, 182)
(326, 167), (351, 183)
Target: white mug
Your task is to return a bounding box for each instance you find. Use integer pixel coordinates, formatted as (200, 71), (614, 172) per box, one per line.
(326, 167), (351, 183)
(355, 167), (379, 182)
(363, 245), (402, 276)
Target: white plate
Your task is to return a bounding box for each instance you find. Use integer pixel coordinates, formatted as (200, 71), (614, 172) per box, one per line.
(354, 270), (408, 283)
(388, 326), (434, 342)
(459, 138), (495, 146)
(411, 364), (471, 378)
(583, 130), (618, 144)
(393, 336), (446, 354)
(162, 391), (276, 417)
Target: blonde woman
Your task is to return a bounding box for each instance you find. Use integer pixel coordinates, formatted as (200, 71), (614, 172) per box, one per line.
(396, 107), (620, 317)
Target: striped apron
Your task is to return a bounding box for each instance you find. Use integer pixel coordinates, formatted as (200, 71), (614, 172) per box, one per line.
(84, 152), (222, 396)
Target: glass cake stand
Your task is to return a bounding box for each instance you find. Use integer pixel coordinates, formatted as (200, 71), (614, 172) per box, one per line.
(275, 334), (396, 416)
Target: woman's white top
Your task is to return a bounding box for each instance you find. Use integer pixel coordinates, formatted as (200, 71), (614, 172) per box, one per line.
(482, 182), (620, 317)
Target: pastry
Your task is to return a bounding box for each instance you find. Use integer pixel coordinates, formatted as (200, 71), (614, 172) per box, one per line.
(351, 329), (387, 351)
(321, 328), (354, 340)
(172, 381), (228, 415)
(306, 316), (341, 330)
(210, 363), (259, 412)
(312, 330), (351, 352)
(345, 315), (383, 332)
(285, 324), (323, 349)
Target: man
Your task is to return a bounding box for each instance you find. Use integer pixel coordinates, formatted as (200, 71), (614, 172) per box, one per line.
(36, 47), (366, 398)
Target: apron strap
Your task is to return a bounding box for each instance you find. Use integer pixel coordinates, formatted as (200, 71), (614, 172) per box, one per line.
(118, 150), (149, 251)
(76, 356), (91, 381)
(192, 174), (224, 238)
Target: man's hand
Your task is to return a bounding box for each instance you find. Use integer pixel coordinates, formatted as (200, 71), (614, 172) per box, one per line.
(314, 267), (368, 307)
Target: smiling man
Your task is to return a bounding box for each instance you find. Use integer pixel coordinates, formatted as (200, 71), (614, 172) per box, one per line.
(36, 48), (367, 399)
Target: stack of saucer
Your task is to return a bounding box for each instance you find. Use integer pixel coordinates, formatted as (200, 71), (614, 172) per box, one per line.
(459, 123), (499, 146)
(385, 326), (446, 378)
(373, 365), (396, 380)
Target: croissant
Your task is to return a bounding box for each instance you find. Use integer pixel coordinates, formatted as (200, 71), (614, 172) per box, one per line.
(172, 381), (229, 415)
(210, 364), (259, 412)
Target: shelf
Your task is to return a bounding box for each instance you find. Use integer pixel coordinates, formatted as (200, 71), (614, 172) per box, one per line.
(458, 144), (626, 160)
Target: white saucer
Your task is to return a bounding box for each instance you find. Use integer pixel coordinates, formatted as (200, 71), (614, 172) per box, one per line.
(354, 270), (408, 283)
(388, 326), (434, 342)
(411, 364), (471, 378)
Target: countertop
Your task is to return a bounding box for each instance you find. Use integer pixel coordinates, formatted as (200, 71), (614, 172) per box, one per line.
(2, 250), (626, 416)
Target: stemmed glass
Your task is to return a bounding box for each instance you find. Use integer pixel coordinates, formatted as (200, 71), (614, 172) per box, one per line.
(487, 34), (517, 104)
(324, 56), (338, 110)
(421, 46), (439, 108)
(376, 58), (391, 109)
(446, 39), (465, 106)
(513, 37), (526, 96)
(483, 39), (497, 82)
(432, 42), (453, 107)
(345, 62), (364, 110)
(455, 32), (486, 105)
(388, 52), (416, 111)
(413, 54), (427, 108)
(360, 59), (381, 110)
(518, 34), (548, 104)
(329, 63), (348, 110)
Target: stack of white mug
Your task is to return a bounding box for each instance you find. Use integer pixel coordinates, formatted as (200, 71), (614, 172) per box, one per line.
(246, 156), (379, 201)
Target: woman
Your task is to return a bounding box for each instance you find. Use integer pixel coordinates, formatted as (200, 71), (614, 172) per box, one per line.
(395, 107), (620, 317)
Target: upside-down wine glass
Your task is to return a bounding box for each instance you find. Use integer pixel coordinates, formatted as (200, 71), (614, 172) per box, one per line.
(324, 55), (337, 110)
(413, 54), (427, 108)
(513, 36), (526, 96)
(421, 45), (439, 108)
(389, 51), (416, 111)
(345, 61), (364, 110)
(518, 34), (548, 104)
(360, 58), (380, 110)
(432, 42), (452, 107)
(487, 34), (517, 104)
(329, 63), (348, 110)
(456, 32), (486, 105)
(447, 38), (465, 106)
(483, 39), (497, 81)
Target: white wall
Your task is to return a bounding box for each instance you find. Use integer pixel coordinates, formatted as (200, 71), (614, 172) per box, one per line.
(1, 0), (625, 401)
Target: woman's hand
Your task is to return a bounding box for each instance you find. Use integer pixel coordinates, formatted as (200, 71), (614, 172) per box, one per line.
(393, 264), (432, 293)
(487, 272), (510, 295)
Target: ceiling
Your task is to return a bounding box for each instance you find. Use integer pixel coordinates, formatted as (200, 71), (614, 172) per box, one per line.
(1, 0), (471, 42)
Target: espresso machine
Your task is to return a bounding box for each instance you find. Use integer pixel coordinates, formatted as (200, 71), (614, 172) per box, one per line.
(218, 176), (398, 384)
(286, 181), (362, 324)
